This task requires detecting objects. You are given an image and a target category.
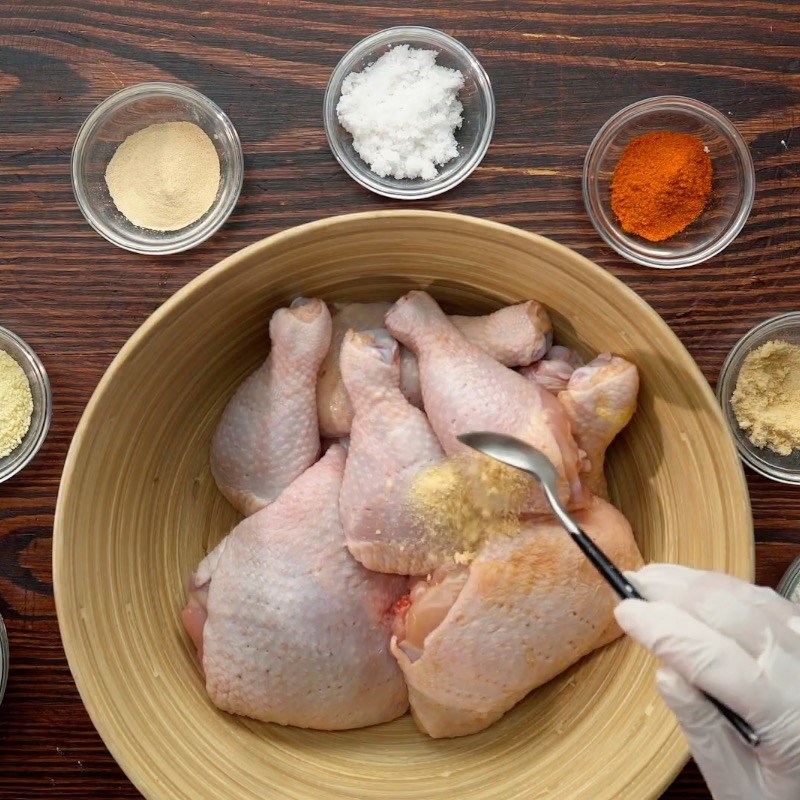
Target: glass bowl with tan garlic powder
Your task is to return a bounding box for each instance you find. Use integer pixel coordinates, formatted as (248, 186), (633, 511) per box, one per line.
(0, 327), (51, 484)
(72, 83), (243, 255)
(717, 312), (800, 484)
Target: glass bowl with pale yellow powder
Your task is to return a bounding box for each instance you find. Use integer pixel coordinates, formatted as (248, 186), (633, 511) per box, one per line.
(0, 327), (51, 484)
(717, 312), (800, 484)
(72, 83), (243, 255)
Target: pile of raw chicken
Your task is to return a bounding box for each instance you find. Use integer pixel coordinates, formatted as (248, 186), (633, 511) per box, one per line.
(182, 290), (643, 739)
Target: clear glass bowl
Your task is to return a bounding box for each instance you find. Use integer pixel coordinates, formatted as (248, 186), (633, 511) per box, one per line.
(0, 326), (51, 483)
(323, 26), (495, 199)
(778, 555), (800, 603)
(717, 312), (800, 484)
(0, 613), (7, 706)
(583, 96), (755, 269)
(71, 82), (243, 255)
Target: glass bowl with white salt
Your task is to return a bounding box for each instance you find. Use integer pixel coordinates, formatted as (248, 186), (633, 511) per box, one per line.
(72, 83), (243, 255)
(324, 27), (495, 199)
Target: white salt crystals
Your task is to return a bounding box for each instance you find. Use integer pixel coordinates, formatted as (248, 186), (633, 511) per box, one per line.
(336, 45), (465, 181)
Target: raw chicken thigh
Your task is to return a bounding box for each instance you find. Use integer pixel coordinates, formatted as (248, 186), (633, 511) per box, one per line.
(317, 300), (553, 438)
(210, 298), (331, 516)
(558, 354), (639, 497)
(183, 445), (408, 729)
(392, 497), (643, 738)
(339, 329), (449, 575)
(386, 291), (583, 509)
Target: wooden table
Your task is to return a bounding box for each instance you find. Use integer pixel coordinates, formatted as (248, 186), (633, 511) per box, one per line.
(1, 1), (798, 797)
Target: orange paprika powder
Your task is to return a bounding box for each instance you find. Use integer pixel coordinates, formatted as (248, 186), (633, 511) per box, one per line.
(610, 130), (712, 242)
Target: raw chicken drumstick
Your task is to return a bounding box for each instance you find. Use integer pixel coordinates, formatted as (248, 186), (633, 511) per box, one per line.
(318, 300), (553, 438)
(339, 329), (451, 575)
(317, 302), (413, 439)
(449, 301), (552, 366)
(558, 354), (639, 497)
(183, 445), (409, 730)
(386, 291), (583, 509)
(520, 345), (584, 394)
(391, 497), (643, 738)
(210, 298), (331, 516)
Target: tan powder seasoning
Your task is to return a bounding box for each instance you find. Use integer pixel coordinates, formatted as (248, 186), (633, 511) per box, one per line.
(411, 454), (531, 563)
(0, 351), (33, 458)
(731, 340), (800, 456)
(105, 121), (221, 231)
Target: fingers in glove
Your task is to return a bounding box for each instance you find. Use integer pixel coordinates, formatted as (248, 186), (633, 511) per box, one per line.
(627, 565), (800, 660)
(615, 599), (781, 725)
(657, 667), (758, 800)
(629, 564), (797, 620)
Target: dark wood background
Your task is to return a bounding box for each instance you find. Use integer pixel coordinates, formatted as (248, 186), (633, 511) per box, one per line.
(1, 0), (798, 797)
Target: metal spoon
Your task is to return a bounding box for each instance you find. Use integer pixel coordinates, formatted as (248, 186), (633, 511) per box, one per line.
(457, 430), (760, 748)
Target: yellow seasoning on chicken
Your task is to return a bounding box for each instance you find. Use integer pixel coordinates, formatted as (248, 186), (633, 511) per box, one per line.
(410, 453), (530, 563)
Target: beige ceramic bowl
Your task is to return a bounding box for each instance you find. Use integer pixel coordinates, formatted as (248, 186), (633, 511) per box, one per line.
(54, 211), (753, 800)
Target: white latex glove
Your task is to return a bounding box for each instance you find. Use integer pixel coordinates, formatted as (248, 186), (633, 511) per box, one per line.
(614, 563), (800, 800)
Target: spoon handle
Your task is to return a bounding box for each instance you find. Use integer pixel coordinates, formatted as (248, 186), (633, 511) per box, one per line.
(570, 525), (643, 600)
(569, 523), (760, 748)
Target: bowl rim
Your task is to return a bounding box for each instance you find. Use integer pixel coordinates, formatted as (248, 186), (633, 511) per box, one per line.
(54, 210), (754, 800)
(716, 311), (800, 484)
(71, 81), (244, 255)
(0, 325), (52, 483)
(323, 26), (496, 199)
(582, 95), (756, 269)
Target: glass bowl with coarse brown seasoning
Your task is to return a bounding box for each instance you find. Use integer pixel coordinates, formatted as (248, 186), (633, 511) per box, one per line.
(0, 327), (51, 483)
(583, 96), (754, 269)
(717, 312), (800, 484)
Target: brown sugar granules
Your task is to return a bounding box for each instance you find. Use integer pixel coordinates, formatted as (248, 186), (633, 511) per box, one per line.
(731, 340), (800, 456)
(611, 130), (712, 242)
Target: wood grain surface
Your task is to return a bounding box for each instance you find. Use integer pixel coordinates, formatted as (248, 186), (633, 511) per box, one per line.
(0, 1), (798, 797)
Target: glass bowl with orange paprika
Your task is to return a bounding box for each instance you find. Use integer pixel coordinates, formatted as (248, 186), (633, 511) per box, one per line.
(583, 96), (754, 269)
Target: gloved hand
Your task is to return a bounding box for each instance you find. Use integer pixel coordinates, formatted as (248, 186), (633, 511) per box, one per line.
(614, 563), (800, 800)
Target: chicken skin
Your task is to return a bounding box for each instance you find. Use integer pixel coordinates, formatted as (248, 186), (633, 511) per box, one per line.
(210, 298), (331, 516)
(183, 445), (409, 730)
(391, 497), (643, 738)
